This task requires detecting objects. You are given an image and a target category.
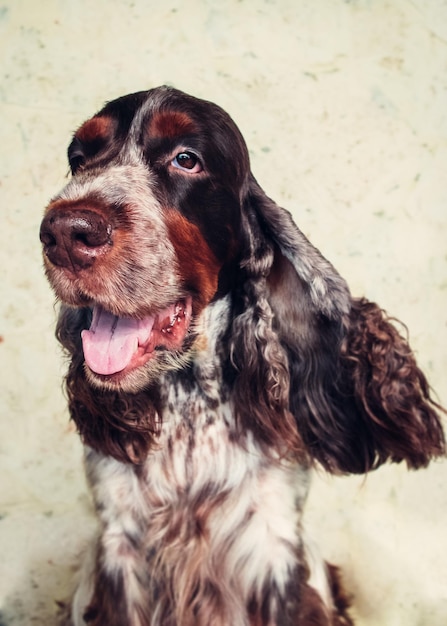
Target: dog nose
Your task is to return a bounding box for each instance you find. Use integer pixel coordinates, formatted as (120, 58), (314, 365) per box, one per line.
(40, 208), (113, 270)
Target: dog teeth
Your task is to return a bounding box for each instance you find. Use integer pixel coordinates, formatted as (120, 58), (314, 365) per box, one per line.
(161, 301), (185, 333)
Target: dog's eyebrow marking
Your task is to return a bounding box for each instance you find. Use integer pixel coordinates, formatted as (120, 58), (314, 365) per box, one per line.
(75, 116), (114, 144)
(148, 111), (197, 139)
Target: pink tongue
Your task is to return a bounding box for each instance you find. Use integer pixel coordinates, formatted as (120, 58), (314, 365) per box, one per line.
(81, 307), (154, 375)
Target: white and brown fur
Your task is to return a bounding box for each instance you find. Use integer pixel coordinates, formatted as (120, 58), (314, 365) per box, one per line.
(40, 86), (445, 625)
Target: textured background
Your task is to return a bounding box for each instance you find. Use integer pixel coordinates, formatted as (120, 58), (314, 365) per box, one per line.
(0, 1), (446, 624)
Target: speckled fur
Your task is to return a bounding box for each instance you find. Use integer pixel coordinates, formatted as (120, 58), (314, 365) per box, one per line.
(40, 86), (444, 626)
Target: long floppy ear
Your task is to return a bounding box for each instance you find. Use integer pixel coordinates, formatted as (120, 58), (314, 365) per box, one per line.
(230, 175), (445, 473)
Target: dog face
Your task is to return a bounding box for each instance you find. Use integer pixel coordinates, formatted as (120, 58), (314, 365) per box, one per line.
(40, 87), (250, 390)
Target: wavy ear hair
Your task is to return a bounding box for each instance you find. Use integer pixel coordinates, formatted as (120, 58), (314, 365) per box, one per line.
(230, 175), (445, 473)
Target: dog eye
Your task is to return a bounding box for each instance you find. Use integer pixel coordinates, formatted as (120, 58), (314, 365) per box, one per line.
(171, 152), (202, 173)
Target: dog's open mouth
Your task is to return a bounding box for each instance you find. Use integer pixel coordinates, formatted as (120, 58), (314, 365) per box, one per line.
(81, 298), (192, 376)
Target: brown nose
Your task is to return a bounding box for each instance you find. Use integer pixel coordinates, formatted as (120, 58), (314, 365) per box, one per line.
(40, 208), (113, 270)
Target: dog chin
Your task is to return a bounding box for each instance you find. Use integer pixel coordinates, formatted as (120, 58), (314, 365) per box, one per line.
(83, 349), (193, 393)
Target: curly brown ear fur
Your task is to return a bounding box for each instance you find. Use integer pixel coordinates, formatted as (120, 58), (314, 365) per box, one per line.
(229, 200), (304, 459)
(243, 177), (445, 473)
(339, 298), (445, 469)
(56, 306), (159, 464)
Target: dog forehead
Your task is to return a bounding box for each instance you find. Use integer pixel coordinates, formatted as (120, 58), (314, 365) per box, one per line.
(69, 87), (250, 184)
(132, 88), (237, 143)
(75, 87), (239, 145)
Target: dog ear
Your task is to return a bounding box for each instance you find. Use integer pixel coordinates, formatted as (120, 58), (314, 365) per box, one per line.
(231, 175), (445, 473)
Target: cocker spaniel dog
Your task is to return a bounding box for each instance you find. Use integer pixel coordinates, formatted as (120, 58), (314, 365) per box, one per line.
(40, 86), (445, 626)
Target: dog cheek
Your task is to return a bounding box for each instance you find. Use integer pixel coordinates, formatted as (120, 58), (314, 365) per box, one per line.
(165, 209), (222, 310)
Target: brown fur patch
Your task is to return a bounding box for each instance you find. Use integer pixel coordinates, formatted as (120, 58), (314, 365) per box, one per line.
(299, 583), (332, 625)
(44, 196), (107, 216)
(165, 209), (221, 309)
(148, 110), (196, 138)
(76, 115), (114, 144)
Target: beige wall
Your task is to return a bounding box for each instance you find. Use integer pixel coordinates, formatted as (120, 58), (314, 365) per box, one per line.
(0, 1), (446, 624)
